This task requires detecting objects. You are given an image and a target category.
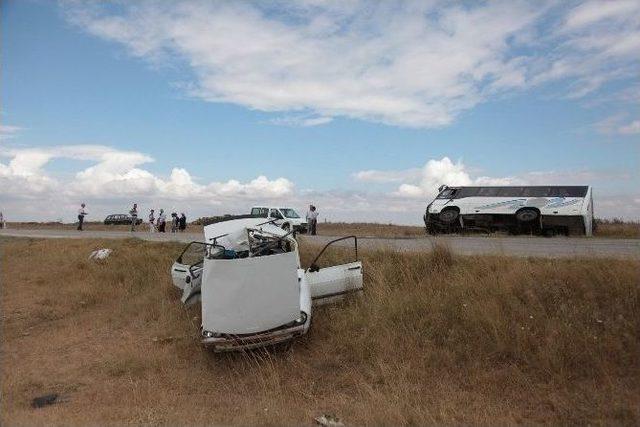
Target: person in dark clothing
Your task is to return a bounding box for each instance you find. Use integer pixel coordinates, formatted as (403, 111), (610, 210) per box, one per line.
(179, 213), (187, 232)
(157, 209), (166, 232)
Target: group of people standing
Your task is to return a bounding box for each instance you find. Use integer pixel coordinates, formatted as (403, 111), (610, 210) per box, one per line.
(148, 208), (186, 233)
(75, 202), (187, 233)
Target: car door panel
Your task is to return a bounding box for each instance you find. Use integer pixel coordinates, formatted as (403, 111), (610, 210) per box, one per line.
(171, 261), (203, 306)
(305, 261), (363, 306)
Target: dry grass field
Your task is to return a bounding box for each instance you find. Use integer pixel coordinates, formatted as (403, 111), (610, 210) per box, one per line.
(594, 219), (640, 239)
(1, 236), (639, 425)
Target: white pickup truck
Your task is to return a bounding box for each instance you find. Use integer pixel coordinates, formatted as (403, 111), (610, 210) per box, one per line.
(170, 217), (363, 352)
(250, 206), (308, 233)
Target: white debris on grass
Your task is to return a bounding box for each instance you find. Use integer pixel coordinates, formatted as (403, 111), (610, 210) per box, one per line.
(315, 414), (344, 427)
(89, 248), (112, 260)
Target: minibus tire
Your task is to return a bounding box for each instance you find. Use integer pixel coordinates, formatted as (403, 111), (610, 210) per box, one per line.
(515, 208), (539, 223)
(438, 208), (459, 224)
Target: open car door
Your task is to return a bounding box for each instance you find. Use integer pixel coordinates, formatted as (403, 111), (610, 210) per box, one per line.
(171, 242), (206, 306)
(304, 236), (363, 305)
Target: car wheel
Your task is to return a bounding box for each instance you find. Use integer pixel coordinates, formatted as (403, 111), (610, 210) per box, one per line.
(516, 208), (539, 223)
(438, 208), (459, 224)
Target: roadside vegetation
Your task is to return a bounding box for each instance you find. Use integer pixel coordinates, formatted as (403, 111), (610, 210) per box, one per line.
(2, 237), (638, 425)
(594, 218), (640, 238)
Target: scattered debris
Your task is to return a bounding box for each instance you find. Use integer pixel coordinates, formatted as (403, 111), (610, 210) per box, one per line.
(315, 414), (345, 427)
(31, 394), (59, 408)
(89, 248), (112, 260)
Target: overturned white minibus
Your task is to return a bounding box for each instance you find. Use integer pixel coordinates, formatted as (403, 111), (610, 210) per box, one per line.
(171, 218), (363, 351)
(424, 185), (594, 236)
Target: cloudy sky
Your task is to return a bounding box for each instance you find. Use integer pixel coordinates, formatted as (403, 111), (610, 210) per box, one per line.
(1, 0), (639, 224)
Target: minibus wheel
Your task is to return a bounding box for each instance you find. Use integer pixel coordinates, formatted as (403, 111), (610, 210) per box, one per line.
(515, 208), (539, 223)
(438, 208), (459, 223)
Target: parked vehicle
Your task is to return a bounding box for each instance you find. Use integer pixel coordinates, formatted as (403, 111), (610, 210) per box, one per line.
(250, 206), (308, 233)
(104, 214), (143, 226)
(170, 217), (363, 351)
(424, 185), (594, 236)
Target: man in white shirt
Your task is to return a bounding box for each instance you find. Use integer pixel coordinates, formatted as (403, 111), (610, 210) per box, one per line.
(77, 203), (87, 231)
(306, 204), (319, 235)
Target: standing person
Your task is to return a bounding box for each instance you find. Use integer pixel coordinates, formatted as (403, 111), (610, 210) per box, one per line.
(157, 209), (166, 232)
(77, 203), (88, 231)
(0, 212), (4, 229)
(171, 212), (178, 233)
(148, 209), (156, 233)
(129, 203), (138, 232)
(306, 205), (318, 235)
(179, 213), (187, 232)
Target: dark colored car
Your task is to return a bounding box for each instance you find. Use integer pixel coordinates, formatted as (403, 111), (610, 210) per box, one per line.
(104, 214), (143, 225)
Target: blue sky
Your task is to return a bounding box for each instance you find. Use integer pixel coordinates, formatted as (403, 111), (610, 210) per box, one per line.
(1, 0), (639, 223)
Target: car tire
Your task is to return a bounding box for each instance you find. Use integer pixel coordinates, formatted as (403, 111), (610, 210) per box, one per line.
(438, 208), (459, 224)
(515, 208), (539, 223)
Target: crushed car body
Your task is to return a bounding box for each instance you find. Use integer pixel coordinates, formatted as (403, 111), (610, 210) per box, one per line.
(171, 217), (363, 351)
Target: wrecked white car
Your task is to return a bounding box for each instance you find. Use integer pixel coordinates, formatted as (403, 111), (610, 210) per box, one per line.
(171, 218), (363, 351)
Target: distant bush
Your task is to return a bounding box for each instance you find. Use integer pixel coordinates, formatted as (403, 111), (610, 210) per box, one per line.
(191, 214), (256, 226)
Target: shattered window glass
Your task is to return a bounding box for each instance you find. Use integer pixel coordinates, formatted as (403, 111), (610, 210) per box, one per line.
(179, 242), (206, 266)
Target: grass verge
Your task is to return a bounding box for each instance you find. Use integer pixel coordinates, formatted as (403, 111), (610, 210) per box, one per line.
(1, 237), (639, 425)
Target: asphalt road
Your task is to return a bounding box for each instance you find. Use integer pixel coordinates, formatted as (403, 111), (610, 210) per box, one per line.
(1, 229), (639, 259)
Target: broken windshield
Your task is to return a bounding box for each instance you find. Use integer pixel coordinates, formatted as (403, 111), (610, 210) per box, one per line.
(436, 188), (458, 199)
(280, 208), (300, 218)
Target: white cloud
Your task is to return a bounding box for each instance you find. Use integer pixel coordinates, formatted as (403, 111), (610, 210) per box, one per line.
(388, 157), (513, 199)
(353, 168), (421, 184)
(62, 1), (639, 128)
(0, 125), (23, 140)
(595, 114), (640, 136)
(267, 114), (333, 127)
(540, 0), (640, 98)
(564, 0), (640, 30)
(0, 144), (293, 220)
(618, 120), (640, 135)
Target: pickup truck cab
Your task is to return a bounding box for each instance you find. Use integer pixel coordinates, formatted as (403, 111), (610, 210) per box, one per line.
(250, 206), (308, 233)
